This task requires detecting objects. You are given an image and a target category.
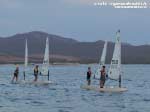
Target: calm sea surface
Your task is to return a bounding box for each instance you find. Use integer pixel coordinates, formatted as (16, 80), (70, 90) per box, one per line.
(0, 64), (150, 112)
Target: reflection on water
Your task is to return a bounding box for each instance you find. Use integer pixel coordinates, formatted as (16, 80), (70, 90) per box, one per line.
(0, 64), (149, 112)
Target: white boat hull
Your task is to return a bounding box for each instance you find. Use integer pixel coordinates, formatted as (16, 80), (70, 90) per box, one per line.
(81, 85), (127, 92)
(11, 80), (53, 85)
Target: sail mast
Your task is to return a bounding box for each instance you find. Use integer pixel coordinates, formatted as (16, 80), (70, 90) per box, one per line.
(118, 30), (121, 87)
(94, 41), (107, 79)
(100, 41), (107, 66)
(108, 30), (121, 81)
(43, 37), (49, 66)
(41, 37), (50, 78)
(25, 39), (28, 68)
(24, 39), (28, 80)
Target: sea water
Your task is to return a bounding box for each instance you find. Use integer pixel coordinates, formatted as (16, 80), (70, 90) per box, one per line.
(0, 64), (149, 112)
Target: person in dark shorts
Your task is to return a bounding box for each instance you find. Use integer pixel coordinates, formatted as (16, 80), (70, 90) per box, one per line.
(100, 66), (106, 88)
(12, 65), (19, 82)
(34, 65), (39, 81)
(87, 67), (92, 85)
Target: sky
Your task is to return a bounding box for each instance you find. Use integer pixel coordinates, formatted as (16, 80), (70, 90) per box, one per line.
(0, 0), (150, 45)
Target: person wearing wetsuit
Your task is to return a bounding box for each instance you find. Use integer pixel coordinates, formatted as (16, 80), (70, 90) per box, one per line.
(100, 66), (106, 88)
(87, 67), (92, 85)
(12, 65), (19, 82)
(34, 65), (39, 81)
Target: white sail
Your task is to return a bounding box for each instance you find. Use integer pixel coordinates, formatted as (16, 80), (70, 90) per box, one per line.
(41, 37), (49, 75)
(108, 30), (121, 80)
(24, 39), (28, 70)
(94, 41), (107, 79)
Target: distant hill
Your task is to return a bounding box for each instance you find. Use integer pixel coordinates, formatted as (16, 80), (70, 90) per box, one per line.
(0, 31), (150, 64)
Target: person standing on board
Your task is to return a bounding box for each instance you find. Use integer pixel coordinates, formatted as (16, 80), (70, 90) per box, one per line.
(87, 67), (92, 85)
(100, 66), (106, 88)
(12, 65), (19, 82)
(34, 65), (39, 81)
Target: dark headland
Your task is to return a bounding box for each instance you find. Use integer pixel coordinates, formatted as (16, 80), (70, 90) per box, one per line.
(0, 31), (149, 64)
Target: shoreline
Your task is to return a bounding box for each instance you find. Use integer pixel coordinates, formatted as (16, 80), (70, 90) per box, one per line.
(1, 63), (150, 66)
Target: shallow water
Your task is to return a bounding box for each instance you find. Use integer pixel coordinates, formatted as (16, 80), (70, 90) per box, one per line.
(0, 64), (150, 112)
